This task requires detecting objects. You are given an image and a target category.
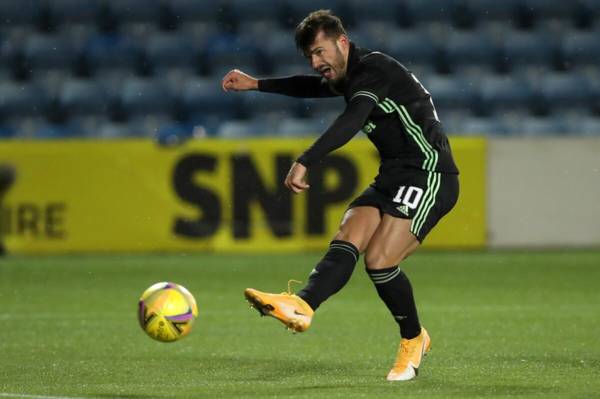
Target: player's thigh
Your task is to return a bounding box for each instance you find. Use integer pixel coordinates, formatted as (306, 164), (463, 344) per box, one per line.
(364, 214), (420, 270)
(333, 206), (381, 253)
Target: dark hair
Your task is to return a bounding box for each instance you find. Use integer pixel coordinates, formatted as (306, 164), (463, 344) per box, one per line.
(294, 10), (347, 53)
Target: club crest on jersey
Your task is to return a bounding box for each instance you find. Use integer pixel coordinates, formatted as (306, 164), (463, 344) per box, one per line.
(362, 121), (376, 134)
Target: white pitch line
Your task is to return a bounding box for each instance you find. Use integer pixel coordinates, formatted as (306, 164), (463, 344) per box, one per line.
(0, 393), (102, 399)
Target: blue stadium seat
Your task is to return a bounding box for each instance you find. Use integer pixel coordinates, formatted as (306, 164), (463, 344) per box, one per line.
(0, 81), (47, 117)
(59, 79), (108, 116)
(466, 0), (518, 21)
(459, 116), (508, 136)
(120, 77), (171, 116)
(50, 0), (99, 25)
(421, 75), (477, 114)
(349, 0), (402, 25)
(476, 75), (534, 115)
(561, 32), (600, 68)
(105, 0), (161, 24)
(146, 32), (197, 71)
(444, 32), (499, 70)
(34, 121), (80, 139)
(231, 0), (283, 24)
(348, 22), (394, 52)
(216, 118), (270, 138)
(263, 31), (306, 71)
(200, 32), (265, 75)
(23, 34), (74, 70)
(499, 31), (558, 70)
(386, 29), (437, 68)
(96, 120), (134, 138)
(279, 117), (326, 137)
(170, 0), (223, 23)
(574, 116), (600, 136)
(516, 0), (573, 22)
(298, 97), (346, 119)
(537, 73), (592, 111)
(517, 116), (567, 136)
(84, 33), (140, 71)
(406, 0), (456, 24)
(241, 91), (303, 120)
(181, 78), (243, 121)
(0, 123), (17, 138)
(0, 0), (39, 26)
(285, 0), (347, 26)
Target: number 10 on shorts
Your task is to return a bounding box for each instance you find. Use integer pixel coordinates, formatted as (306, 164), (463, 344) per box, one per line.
(393, 186), (424, 209)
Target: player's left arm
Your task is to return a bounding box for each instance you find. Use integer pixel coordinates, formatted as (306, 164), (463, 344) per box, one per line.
(296, 64), (389, 167)
(284, 97), (375, 193)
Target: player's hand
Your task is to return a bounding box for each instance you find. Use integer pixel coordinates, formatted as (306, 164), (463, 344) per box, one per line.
(284, 162), (310, 194)
(221, 69), (258, 92)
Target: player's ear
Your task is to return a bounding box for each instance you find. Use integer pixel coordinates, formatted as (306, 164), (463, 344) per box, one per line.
(337, 34), (350, 50)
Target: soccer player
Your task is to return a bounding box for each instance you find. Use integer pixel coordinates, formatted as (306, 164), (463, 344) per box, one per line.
(222, 10), (459, 381)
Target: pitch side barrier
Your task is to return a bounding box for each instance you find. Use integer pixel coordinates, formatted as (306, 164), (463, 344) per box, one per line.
(0, 137), (485, 254)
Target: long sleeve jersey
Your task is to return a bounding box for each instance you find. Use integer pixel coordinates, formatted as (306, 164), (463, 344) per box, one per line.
(258, 42), (459, 174)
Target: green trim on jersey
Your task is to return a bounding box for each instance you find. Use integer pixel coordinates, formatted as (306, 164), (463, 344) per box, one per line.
(411, 171), (441, 236)
(376, 98), (439, 172)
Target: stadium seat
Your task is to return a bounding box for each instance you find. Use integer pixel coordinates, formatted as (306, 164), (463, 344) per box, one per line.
(297, 97), (346, 119)
(49, 0), (99, 25)
(200, 32), (266, 75)
(349, 0), (403, 26)
(217, 118), (271, 138)
(23, 33), (74, 71)
(517, 116), (567, 136)
(561, 32), (600, 69)
(386, 29), (438, 68)
(348, 22), (395, 52)
(104, 0), (161, 24)
(0, 80), (47, 117)
(499, 31), (558, 71)
(444, 32), (499, 71)
(181, 78), (244, 121)
(537, 73), (593, 112)
(145, 32), (197, 71)
(421, 75), (477, 114)
(170, 0), (223, 24)
(405, 0), (456, 25)
(466, 0), (518, 21)
(0, 1), (39, 26)
(83, 32), (141, 71)
(458, 116), (508, 136)
(242, 91), (304, 120)
(279, 117), (327, 137)
(120, 77), (171, 116)
(476, 75), (534, 116)
(59, 79), (108, 117)
(231, 0), (285, 25)
(574, 116), (600, 136)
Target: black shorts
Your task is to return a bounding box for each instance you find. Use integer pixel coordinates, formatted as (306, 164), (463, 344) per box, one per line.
(348, 168), (459, 242)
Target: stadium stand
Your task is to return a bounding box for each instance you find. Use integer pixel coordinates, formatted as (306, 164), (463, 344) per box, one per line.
(0, 0), (599, 139)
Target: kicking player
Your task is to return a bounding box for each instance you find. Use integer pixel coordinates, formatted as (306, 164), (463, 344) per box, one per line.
(222, 10), (459, 381)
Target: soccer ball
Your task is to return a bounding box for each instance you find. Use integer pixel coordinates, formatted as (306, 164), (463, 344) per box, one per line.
(138, 282), (198, 342)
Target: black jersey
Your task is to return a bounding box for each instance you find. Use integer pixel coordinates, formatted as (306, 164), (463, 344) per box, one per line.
(258, 43), (459, 174)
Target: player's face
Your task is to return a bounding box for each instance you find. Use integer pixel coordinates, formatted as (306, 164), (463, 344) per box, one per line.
(306, 31), (348, 83)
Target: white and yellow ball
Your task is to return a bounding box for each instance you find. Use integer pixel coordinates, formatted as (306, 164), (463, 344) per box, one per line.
(138, 282), (198, 342)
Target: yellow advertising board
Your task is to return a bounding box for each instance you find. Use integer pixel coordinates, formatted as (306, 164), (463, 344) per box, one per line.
(0, 137), (485, 253)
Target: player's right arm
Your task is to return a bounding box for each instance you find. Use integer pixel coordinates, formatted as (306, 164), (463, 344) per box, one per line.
(222, 69), (337, 98)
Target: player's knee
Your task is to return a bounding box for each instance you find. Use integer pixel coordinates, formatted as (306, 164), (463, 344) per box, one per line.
(333, 230), (367, 253)
(364, 249), (393, 270)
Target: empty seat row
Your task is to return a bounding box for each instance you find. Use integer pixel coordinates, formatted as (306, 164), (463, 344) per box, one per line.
(2, 0), (600, 31)
(2, 113), (600, 140)
(2, 71), (598, 121)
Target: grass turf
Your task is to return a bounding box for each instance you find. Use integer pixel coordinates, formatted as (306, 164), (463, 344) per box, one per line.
(1, 251), (599, 399)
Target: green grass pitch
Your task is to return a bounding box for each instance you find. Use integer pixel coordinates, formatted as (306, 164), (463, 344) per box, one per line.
(1, 251), (599, 399)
